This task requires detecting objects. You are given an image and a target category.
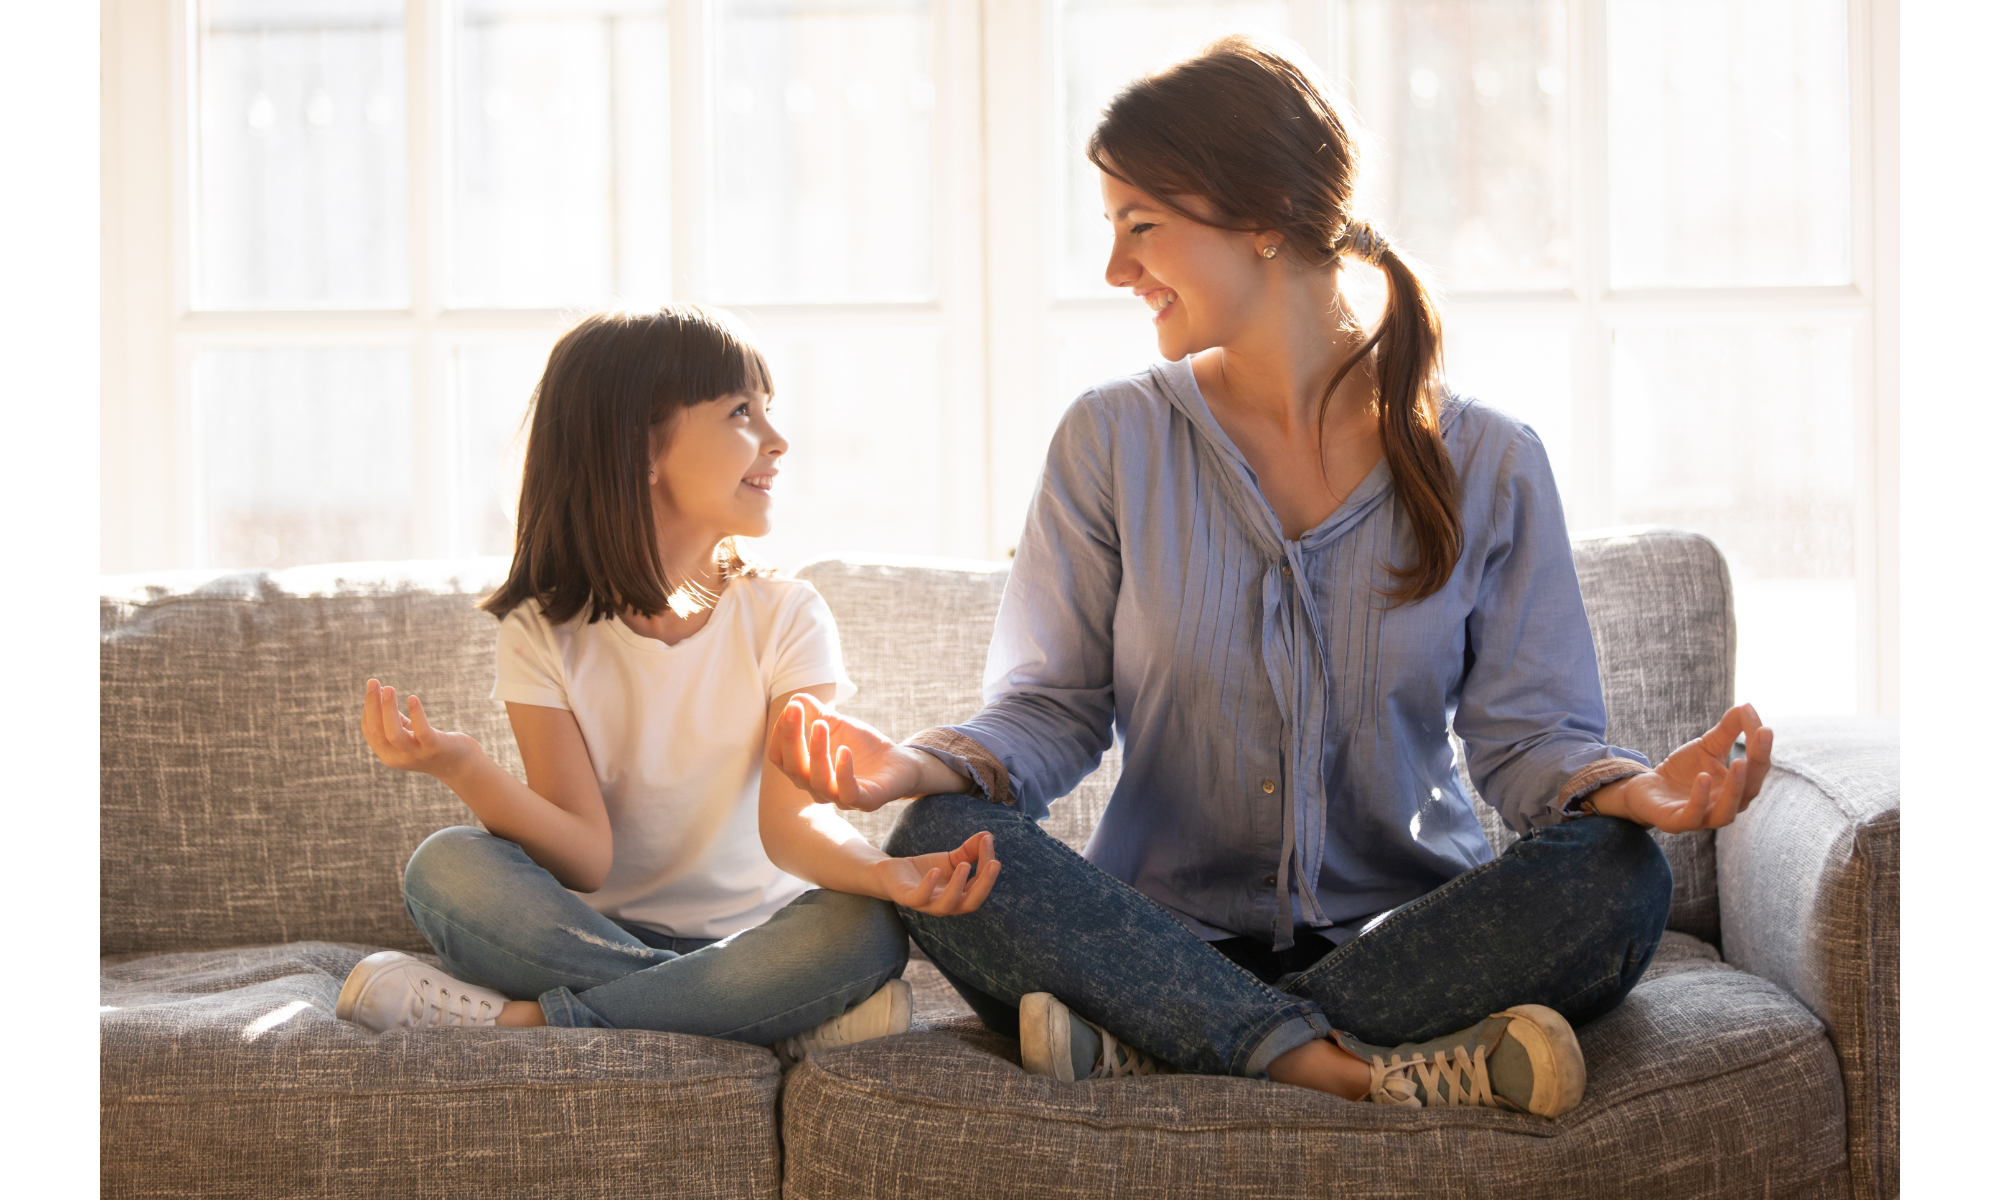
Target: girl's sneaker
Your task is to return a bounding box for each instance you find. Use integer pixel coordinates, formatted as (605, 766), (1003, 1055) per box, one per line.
(1334, 1004), (1587, 1117)
(772, 978), (913, 1065)
(336, 951), (510, 1031)
(1018, 991), (1171, 1081)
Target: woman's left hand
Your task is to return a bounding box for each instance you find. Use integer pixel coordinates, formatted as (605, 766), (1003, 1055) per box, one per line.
(868, 831), (1001, 917)
(1590, 703), (1776, 833)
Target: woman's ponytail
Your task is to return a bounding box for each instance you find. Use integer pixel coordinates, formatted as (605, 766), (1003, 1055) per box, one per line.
(1324, 220), (1460, 603)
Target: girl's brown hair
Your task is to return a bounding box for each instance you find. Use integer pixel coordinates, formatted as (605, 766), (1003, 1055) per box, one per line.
(481, 304), (775, 624)
(1088, 34), (1461, 602)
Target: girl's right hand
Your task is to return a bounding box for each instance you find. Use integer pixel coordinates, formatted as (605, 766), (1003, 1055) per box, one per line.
(361, 678), (481, 781)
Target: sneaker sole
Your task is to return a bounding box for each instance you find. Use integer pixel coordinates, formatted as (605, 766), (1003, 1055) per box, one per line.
(334, 950), (413, 1025)
(1018, 992), (1076, 1083)
(882, 977), (913, 1037)
(1501, 1004), (1587, 1117)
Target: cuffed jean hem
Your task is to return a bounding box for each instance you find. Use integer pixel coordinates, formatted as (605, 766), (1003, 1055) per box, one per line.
(538, 987), (607, 1029)
(1238, 1007), (1335, 1080)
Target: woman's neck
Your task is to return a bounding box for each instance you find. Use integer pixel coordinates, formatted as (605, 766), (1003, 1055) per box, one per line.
(1192, 271), (1385, 537)
(1197, 272), (1373, 432)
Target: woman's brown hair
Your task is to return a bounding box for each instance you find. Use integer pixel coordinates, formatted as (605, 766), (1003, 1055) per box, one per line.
(481, 304), (775, 624)
(1088, 35), (1461, 602)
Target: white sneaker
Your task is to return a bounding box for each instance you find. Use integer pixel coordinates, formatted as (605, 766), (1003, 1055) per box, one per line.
(1019, 992), (1169, 1082)
(335, 951), (511, 1031)
(773, 978), (912, 1064)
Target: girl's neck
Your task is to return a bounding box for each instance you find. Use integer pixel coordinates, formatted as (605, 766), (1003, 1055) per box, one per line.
(619, 529), (730, 647)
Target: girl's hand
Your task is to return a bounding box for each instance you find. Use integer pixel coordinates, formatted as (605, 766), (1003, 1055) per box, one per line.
(1591, 703), (1775, 833)
(766, 692), (937, 812)
(869, 832), (1002, 916)
(361, 678), (482, 782)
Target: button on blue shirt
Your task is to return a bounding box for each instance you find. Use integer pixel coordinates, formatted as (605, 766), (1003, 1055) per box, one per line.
(943, 359), (1646, 949)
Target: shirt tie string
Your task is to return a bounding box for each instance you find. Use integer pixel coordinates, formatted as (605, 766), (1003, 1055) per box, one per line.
(1262, 549), (1334, 949)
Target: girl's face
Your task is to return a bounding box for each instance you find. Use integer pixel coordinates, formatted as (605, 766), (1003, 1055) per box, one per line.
(1099, 168), (1268, 362)
(649, 390), (787, 542)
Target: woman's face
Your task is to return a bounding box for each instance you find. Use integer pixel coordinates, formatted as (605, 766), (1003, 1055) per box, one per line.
(649, 390), (787, 542)
(1099, 168), (1268, 362)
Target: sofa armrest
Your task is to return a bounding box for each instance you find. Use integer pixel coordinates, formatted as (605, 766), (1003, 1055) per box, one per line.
(1717, 715), (1898, 1200)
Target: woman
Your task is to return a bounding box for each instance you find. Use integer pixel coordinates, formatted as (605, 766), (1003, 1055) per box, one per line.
(768, 36), (1771, 1115)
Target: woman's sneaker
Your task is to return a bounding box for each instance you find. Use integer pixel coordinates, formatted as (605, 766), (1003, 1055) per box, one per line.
(1018, 992), (1172, 1081)
(772, 978), (912, 1065)
(335, 951), (510, 1031)
(1334, 1004), (1587, 1117)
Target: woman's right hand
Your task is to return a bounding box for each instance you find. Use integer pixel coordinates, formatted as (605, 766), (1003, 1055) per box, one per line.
(361, 678), (481, 782)
(766, 692), (944, 812)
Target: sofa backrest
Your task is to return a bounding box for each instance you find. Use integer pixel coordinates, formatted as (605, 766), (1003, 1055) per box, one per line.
(98, 529), (1731, 957)
(100, 561), (513, 956)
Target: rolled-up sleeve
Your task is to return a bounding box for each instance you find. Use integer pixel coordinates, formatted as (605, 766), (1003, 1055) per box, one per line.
(941, 396), (1124, 821)
(1457, 428), (1648, 833)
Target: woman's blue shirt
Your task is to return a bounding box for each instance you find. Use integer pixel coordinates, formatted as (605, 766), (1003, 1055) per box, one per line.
(937, 357), (1646, 949)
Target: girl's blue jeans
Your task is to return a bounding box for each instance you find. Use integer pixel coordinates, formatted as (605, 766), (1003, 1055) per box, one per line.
(885, 793), (1672, 1079)
(401, 826), (908, 1043)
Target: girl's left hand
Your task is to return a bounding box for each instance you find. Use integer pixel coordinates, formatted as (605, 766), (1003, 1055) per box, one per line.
(1591, 702), (1776, 833)
(870, 831), (1001, 917)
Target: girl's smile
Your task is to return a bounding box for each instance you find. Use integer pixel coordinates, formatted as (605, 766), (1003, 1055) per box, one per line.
(652, 389), (787, 544)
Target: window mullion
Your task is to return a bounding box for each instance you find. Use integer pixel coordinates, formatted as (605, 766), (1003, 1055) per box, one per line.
(1572, 0), (1612, 533)
(667, 0), (715, 302)
(410, 0), (449, 554)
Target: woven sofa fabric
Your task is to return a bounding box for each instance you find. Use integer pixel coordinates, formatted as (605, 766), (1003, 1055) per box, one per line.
(781, 965), (1844, 1200)
(100, 561), (515, 955)
(1570, 528), (1735, 945)
(100, 942), (781, 1200)
(1718, 715), (1899, 1200)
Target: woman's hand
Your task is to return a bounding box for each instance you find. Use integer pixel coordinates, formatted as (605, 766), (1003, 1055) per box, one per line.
(1590, 702), (1775, 833)
(868, 832), (1001, 916)
(766, 692), (959, 812)
(361, 678), (481, 782)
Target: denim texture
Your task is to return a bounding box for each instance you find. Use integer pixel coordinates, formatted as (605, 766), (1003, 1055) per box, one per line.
(402, 826), (907, 1043)
(885, 795), (1330, 1078)
(888, 793), (1670, 1072)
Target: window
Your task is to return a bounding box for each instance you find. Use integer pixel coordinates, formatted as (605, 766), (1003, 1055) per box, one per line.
(103, 0), (1894, 716)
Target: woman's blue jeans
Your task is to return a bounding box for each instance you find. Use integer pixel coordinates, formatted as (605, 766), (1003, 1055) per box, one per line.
(885, 793), (1671, 1079)
(401, 826), (908, 1043)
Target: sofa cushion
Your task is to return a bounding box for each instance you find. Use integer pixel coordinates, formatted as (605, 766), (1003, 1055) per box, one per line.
(783, 946), (1844, 1200)
(100, 561), (511, 955)
(100, 942), (781, 1199)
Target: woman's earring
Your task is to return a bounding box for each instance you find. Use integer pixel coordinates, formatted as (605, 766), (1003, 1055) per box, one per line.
(648, 470), (656, 481)
(1260, 245), (1278, 259)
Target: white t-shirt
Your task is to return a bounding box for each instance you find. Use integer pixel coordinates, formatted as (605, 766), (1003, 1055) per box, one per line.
(492, 575), (856, 939)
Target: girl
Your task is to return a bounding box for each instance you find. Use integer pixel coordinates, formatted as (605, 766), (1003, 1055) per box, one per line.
(771, 36), (1772, 1114)
(337, 304), (1000, 1052)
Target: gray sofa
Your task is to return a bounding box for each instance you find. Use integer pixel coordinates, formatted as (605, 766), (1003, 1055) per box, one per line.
(100, 530), (1898, 1198)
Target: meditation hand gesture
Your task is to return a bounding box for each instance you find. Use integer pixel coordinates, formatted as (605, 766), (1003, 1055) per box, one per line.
(360, 679), (481, 782)
(1590, 703), (1776, 833)
(765, 692), (965, 813)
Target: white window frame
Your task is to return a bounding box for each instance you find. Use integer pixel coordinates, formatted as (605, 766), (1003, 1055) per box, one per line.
(101, 0), (1897, 714)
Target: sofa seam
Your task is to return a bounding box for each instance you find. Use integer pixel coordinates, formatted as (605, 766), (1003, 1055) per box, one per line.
(104, 1075), (780, 1104)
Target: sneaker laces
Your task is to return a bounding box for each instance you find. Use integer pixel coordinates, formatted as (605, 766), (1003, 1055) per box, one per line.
(411, 973), (498, 1028)
(1082, 1018), (1165, 1079)
(1365, 1043), (1494, 1108)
